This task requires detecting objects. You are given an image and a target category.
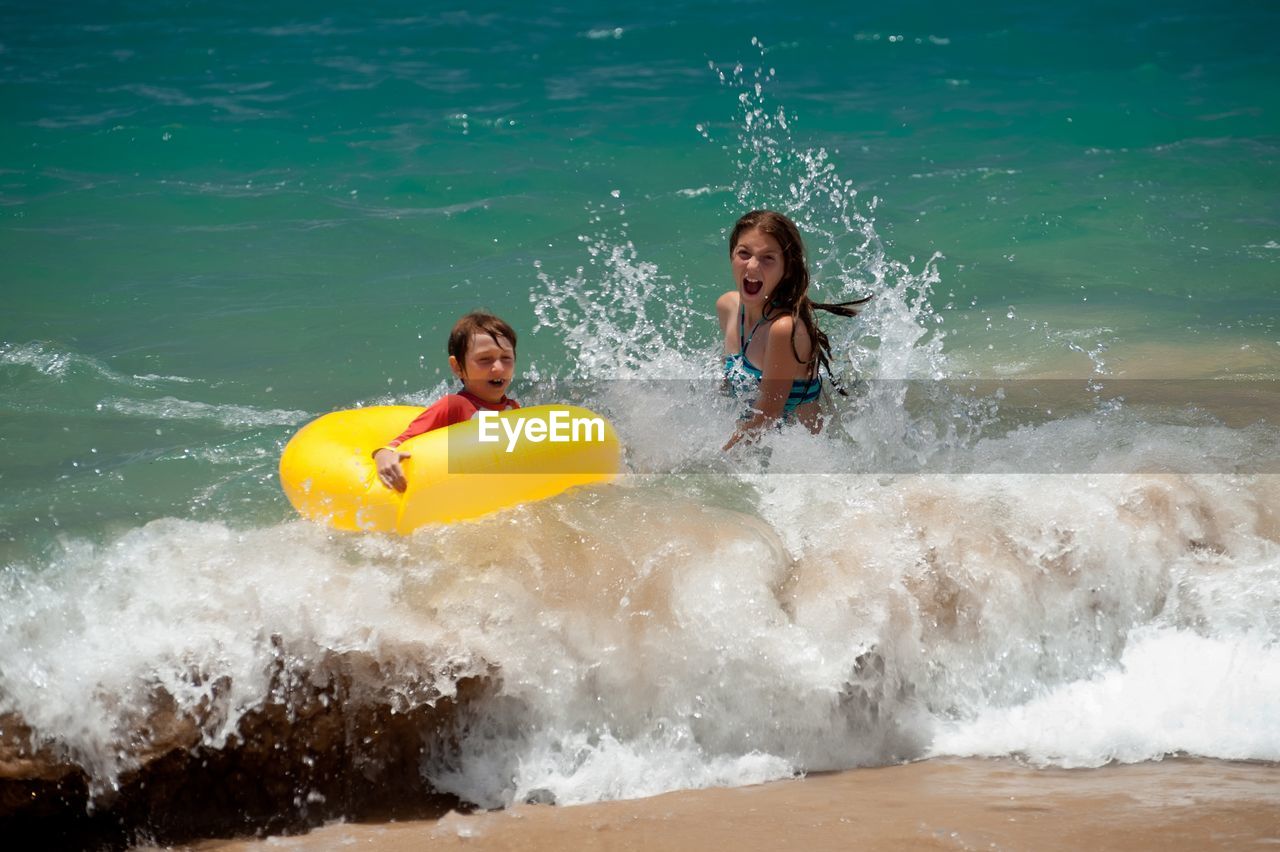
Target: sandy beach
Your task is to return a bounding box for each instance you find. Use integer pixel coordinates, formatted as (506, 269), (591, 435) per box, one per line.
(184, 757), (1280, 851)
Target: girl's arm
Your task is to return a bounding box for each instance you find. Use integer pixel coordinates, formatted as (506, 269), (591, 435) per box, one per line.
(723, 316), (806, 450)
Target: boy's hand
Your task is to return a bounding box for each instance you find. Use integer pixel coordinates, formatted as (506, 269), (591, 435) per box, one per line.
(373, 448), (412, 492)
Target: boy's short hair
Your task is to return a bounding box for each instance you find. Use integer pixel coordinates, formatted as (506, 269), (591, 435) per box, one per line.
(448, 311), (517, 362)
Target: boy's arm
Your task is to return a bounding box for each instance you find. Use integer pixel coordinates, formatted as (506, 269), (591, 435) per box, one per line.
(373, 447), (412, 492)
(372, 396), (457, 492)
(386, 397), (455, 448)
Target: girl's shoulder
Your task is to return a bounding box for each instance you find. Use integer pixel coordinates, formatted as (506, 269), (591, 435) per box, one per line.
(716, 289), (739, 315)
(763, 312), (799, 346)
(764, 311), (813, 362)
(716, 290), (740, 330)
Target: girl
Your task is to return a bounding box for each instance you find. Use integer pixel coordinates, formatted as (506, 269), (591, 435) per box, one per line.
(717, 209), (870, 450)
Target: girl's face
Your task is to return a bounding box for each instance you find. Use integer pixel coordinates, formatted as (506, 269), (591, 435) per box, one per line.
(731, 227), (785, 309)
(450, 332), (515, 403)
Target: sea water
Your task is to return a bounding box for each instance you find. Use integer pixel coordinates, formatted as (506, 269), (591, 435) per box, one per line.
(1, 0), (1278, 820)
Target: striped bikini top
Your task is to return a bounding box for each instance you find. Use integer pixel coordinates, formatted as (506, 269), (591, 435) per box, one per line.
(723, 304), (821, 414)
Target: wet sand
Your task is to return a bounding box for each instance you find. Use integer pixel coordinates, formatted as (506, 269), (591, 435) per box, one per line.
(186, 757), (1280, 851)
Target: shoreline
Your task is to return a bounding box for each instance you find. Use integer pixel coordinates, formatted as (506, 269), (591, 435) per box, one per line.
(182, 757), (1280, 851)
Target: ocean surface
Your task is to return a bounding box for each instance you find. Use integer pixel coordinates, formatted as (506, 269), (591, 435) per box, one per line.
(2, 0), (1278, 836)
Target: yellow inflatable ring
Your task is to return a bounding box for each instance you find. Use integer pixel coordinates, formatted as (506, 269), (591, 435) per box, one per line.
(279, 404), (622, 533)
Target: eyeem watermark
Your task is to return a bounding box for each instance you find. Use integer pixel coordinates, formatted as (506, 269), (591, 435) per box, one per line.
(453, 379), (1278, 474)
(477, 409), (607, 453)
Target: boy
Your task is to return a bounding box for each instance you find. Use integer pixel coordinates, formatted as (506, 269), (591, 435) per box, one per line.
(373, 311), (520, 491)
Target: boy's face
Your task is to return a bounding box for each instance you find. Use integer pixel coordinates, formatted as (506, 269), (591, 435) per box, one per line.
(450, 332), (515, 404)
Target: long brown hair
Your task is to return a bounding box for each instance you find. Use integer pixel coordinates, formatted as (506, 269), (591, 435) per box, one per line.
(729, 210), (871, 383)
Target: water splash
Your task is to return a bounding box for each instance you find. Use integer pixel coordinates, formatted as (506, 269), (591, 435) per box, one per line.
(531, 197), (706, 383)
(528, 42), (975, 476)
(710, 42), (948, 385)
(0, 520), (485, 794)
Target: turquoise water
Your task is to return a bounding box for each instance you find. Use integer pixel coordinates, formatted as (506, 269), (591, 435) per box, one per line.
(2, 1), (1279, 839)
(4, 0), (1277, 551)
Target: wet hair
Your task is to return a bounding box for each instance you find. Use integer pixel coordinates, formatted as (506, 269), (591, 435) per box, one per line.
(448, 311), (517, 364)
(729, 209), (871, 384)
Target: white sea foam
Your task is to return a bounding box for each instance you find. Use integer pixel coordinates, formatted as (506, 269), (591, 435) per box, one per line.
(930, 628), (1280, 766)
(0, 341), (200, 388)
(3, 469), (1277, 802)
(500, 732), (794, 806)
(675, 185), (731, 198)
(97, 395), (309, 428)
(0, 520), (484, 789)
(424, 468), (1280, 804)
(2, 341), (117, 381)
(133, 373), (198, 384)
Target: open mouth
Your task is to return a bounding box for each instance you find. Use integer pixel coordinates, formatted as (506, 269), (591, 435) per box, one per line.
(743, 277), (763, 296)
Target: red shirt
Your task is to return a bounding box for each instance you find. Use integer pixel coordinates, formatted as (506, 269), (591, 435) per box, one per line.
(386, 390), (520, 449)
